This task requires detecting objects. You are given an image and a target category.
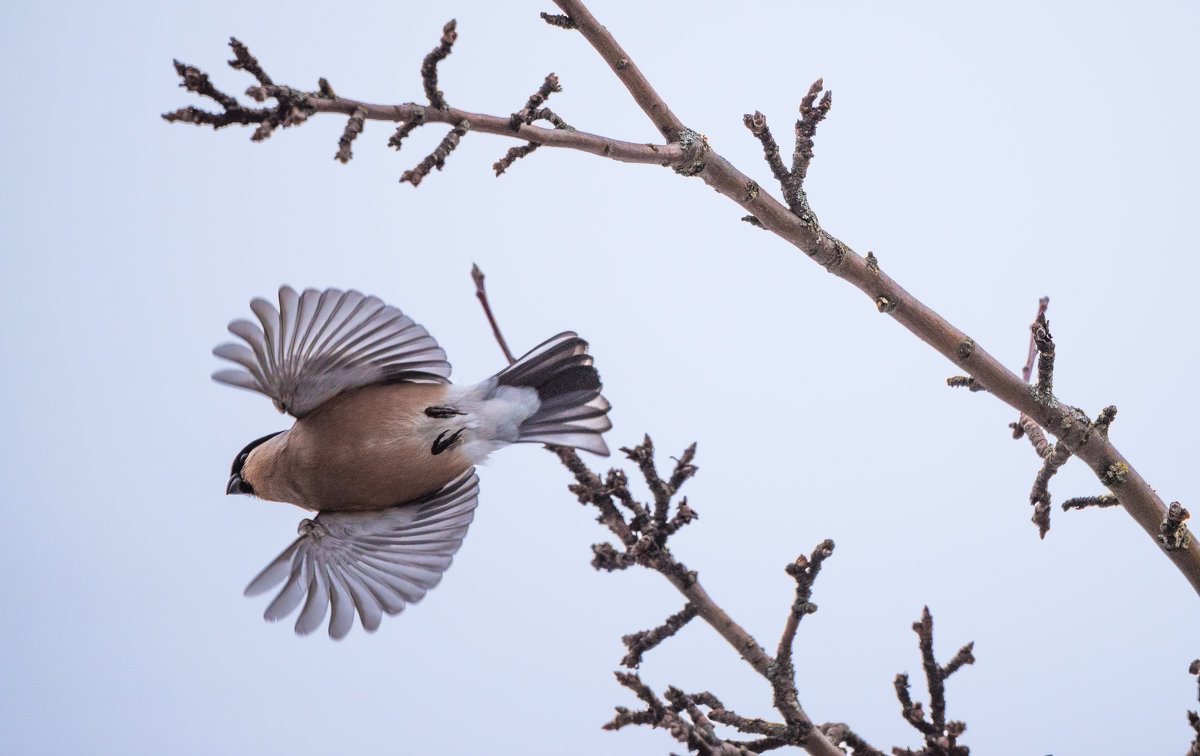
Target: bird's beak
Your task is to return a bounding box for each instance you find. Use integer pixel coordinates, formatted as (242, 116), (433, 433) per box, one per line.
(227, 473), (248, 495)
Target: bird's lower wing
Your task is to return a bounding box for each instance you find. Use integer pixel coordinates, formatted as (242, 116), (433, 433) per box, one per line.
(244, 468), (480, 639)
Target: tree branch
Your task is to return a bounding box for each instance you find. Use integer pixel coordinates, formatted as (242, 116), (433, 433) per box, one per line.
(164, 0), (1199, 593)
(549, 0), (686, 141)
(893, 607), (974, 755)
(470, 264), (516, 364)
(539, 6), (1199, 591)
(470, 266), (842, 755)
(620, 602), (699, 669)
(164, 39), (683, 173)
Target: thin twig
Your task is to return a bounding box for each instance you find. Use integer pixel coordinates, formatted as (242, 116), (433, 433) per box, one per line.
(1062, 494), (1120, 511)
(792, 79), (832, 185)
(400, 119), (470, 186)
(228, 37), (273, 86)
(388, 113), (422, 151)
(509, 73), (562, 130)
(334, 106), (367, 163)
(539, 12), (576, 30)
(620, 603), (699, 669)
(894, 607), (974, 755)
(493, 142), (539, 175)
(1031, 310), (1055, 398)
(777, 540), (835, 668)
(946, 375), (985, 392)
(1013, 298), (1072, 538)
(1031, 444), (1072, 539)
(421, 20), (458, 110)
(550, 0), (686, 141)
(1022, 297), (1050, 382)
(470, 264), (516, 364)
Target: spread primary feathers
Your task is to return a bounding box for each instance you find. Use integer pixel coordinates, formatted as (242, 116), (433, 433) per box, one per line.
(214, 286), (611, 638)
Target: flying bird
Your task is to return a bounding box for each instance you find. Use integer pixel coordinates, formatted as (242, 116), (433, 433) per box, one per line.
(213, 285), (611, 638)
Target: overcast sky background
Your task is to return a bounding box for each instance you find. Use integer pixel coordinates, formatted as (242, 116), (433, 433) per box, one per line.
(2, 1), (1198, 754)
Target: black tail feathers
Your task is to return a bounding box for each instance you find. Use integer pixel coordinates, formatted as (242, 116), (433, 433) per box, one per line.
(496, 332), (612, 456)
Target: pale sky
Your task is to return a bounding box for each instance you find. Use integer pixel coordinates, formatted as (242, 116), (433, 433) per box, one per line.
(2, 1), (1198, 754)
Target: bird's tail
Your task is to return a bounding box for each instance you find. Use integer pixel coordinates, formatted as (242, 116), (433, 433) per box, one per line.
(494, 332), (612, 456)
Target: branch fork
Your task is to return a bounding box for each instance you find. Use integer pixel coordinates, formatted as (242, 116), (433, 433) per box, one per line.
(743, 78), (832, 223)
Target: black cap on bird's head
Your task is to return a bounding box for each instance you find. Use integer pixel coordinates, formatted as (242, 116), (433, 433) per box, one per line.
(227, 431), (283, 496)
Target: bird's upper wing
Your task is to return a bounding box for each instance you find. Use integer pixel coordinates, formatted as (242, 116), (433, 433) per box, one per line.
(212, 286), (451, 417)
(244, 468), (480, 639)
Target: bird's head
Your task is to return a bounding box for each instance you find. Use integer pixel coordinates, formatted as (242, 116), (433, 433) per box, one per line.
(226, 431), (284, 497)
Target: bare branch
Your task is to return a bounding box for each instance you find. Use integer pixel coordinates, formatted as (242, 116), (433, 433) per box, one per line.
(743, 80), (830, 222)
(1021, 297), (1050, 382)
(470, 265), (516, 364)
(1030, 443), (1072, 539)
(1017, 413), (1053, 459)
(551, 0), (686, 140)
(509, 73), (563, 130)
(620, 436), (673, 529)
(894, 607), (974, 755)
(165, 35), (684, 177)
(400, 120), (470, 186)
(605, 674), (779, 755)
(164, 57), (269, 129)
(539, 11), (577, 30)
(1031, 309), (1055, 400)
(227, 37), (273, 86)
(743, 111), (790, 199)
(468, 268), (839, 754)
(946, 376), (985, 392)
(492, 74), (573, 176)
(707, 704), (789, 740)
(1010, 300), (1123, 539)
(1062, 494), (1120, 511)
(621, 603), (699, 669)
(1093, 405), (1118, 437)
(387, 110), (422, 152)
(493, 143), (539, 175)
(334, 105), (366, 164)
(777, 540), (835, 668)
(792, 79), (832, 185)
(421, 20), (457, 110)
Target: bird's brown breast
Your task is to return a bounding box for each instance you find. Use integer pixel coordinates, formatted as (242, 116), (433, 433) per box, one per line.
(279, 383), (472, 512)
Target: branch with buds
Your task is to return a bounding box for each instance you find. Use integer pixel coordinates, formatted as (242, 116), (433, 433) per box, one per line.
(472, 265), (973, 755)
(892, 608), (975, 756)
(975, 299), (1132, 539)
(164, 0), (1198, 594)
